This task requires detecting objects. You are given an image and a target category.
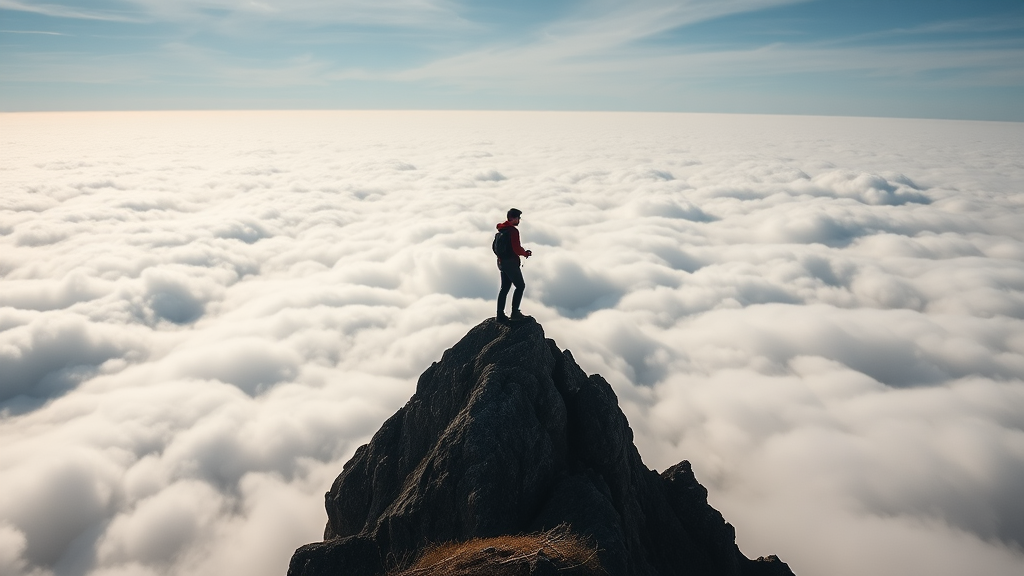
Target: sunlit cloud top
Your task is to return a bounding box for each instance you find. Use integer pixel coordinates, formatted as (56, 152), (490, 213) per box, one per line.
(1, 0), (1022, 119)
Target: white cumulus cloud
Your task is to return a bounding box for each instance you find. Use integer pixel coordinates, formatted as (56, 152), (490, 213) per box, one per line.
(0, 110), (1022, 576)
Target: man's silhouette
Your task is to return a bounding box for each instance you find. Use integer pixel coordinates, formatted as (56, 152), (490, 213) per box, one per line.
(494, 208), (532, 320)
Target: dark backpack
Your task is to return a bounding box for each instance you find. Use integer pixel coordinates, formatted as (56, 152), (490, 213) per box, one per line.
(492, 228), (514, 259)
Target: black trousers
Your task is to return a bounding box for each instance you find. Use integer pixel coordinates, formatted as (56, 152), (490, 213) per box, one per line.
(497, 259), (525, 314)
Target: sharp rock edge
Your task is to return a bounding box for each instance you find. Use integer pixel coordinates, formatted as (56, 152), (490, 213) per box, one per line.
(287, 317), (794, 576)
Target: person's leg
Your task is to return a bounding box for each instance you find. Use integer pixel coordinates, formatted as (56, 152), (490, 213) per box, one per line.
(497, 265), (512, 316)
(508, 264), (526, 314)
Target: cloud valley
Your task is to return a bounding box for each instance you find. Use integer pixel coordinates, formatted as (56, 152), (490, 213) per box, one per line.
(1, 111), (1023, 576)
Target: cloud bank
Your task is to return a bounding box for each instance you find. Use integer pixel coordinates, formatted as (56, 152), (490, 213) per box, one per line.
(1, 111), (1023, 576)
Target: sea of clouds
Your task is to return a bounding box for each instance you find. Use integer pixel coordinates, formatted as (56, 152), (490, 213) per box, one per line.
(1, 111), (1022, 576)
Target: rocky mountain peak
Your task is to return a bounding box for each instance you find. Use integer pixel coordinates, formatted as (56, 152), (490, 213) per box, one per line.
(288, 317), (794, 576)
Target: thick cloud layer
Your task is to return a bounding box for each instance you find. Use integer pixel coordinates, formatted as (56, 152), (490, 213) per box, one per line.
(1, 111), (1022, 576)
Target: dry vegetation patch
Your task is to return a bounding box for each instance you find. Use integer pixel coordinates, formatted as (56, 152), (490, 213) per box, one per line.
(390, 525), (606, 576)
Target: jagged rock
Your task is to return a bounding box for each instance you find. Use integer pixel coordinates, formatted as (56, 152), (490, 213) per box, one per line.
(288, 318), (794, 576)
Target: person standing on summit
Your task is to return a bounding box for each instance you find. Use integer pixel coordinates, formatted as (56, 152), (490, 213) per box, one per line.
(493, 208), (532, 320)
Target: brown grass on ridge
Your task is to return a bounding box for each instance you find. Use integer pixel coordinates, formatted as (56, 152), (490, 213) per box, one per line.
(389, 524), (606, 576)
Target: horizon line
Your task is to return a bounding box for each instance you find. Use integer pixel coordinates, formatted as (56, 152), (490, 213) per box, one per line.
(1, 108), (1020, 124)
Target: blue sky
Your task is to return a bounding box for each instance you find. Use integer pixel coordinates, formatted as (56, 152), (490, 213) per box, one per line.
(1, 0), (1022, 119)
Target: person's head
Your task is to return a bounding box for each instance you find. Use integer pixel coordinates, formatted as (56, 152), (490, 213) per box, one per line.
(507, 208), (522, 224)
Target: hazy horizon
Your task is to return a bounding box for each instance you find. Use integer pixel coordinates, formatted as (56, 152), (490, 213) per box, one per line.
(6, 108), (1024, 122)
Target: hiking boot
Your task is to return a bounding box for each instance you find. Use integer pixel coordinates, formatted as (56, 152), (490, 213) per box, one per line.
(496, 311), (509, 321)
(510, 310), (527, 320)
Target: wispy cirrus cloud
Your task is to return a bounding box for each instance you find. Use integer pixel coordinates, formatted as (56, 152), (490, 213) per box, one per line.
(0, 0), (141, 22)
(0, 29), (65, 35)
(0, 0), (468, 27)
(0, 42), (336, 87)
(394, 1), (1023, 91)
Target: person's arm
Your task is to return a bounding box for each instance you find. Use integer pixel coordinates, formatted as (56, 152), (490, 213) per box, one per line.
(511, 228), (531, 257)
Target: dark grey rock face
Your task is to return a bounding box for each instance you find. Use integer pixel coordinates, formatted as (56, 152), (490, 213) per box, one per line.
(288, 318), (794, 576)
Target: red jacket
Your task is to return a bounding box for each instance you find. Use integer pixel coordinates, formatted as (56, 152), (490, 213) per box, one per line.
(496, 221), (530, 259)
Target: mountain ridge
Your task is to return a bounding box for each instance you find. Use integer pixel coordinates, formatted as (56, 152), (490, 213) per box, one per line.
(288, 317), (794, 576)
